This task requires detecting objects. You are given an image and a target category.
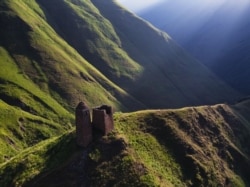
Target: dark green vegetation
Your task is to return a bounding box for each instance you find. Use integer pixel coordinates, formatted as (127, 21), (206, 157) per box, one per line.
(0, 0), (248, 186)
(1, 100), (250, 187)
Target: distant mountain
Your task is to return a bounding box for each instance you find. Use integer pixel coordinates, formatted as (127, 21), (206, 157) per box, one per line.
(139, 0), (250, 95)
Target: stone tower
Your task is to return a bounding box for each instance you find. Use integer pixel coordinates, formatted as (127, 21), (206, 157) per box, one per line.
(92, 105), (114, 135)
(75, 102), (92, 147)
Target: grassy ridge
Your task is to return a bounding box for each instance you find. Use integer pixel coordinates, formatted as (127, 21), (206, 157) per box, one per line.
(114, 102), (250, 186)
(115, 112), (184, 186)
(0, 101), (249, 186)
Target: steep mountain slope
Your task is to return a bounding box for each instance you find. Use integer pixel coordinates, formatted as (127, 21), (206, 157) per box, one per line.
(139, 0), (250, 95)
(27, 0), (241, 109)
(1, 100), (250, 187)
(0, 0), (241, 112)
(87, 0), (241, 108)
(0, 0), (145, 164)
(0, 0), (245, 181)
(0, 46), (73, 162)
(0, 0), (144, 111)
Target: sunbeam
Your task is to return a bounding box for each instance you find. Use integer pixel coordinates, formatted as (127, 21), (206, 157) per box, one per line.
(127, 0), (250, 65)
(117, 0), (250, 94)
(116, 0), (165, 12)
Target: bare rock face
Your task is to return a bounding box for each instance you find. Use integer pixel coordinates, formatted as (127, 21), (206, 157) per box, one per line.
(75, 102), (92, 147)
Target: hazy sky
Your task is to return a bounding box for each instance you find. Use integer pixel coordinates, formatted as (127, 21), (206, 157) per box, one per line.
(116, 0), (165, 12)
(117, 0), (250, 13)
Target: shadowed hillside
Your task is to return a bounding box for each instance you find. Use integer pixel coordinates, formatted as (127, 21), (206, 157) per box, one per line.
(89, 0), (241, 108)
(1, 100), (250, 187)
(14, 0), (240, 109)
(139, 0), (250, 95)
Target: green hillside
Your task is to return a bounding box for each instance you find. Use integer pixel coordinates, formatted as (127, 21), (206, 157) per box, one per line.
(0, 0), (145, 111)
(1, 100), (249, 187)
(0, 0), (240, 161)
(31, 0), (240, 108)
(0, 0), (247, 186)
(0, 46), (72, 162)
(0, 0), (144, 165)
(92, 0), (241, 108)
(0, 0), (241, 113)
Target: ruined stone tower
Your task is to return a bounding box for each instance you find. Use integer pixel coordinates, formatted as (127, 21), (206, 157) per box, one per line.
(75, 102), (92, 147)
(92, 105), (114, 135)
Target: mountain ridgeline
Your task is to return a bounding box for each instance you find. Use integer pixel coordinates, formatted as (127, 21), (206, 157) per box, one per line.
(1, 100), (250, 186)
(0, 0), (249, 186)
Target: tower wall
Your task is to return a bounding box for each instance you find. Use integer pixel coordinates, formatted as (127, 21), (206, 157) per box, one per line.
(92, 105), (114, 135)
(75, 102), (92, 147)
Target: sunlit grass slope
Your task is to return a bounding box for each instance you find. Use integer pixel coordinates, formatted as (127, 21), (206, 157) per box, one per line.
(115, 102), (250, 186)
(36, 0), (143, 82)
(1, 101), (249, 187)
(0, 0), (143, 166)
(0, 47), (73, 162)
(0, 0), (145, 111)
(0, 131), (76, 187)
